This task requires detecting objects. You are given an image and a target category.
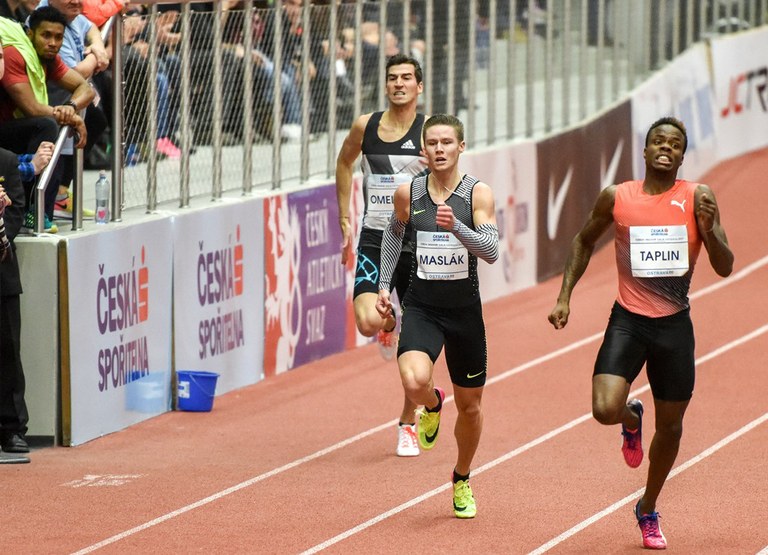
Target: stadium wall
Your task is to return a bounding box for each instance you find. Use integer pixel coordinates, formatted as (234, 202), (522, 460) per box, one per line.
(15, 26), (768, 445)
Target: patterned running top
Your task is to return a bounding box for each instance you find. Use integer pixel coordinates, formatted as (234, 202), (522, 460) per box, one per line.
(613, 179), (703, 317)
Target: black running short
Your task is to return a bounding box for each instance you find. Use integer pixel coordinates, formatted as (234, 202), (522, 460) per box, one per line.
(354, 244), (411, 302)
(397, 300), (487, 388)
(594, 302), (695, 402)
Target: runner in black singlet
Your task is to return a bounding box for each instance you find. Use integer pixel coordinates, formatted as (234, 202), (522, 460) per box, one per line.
(377, 115), (499, 519)
(336, 54), (427, 457)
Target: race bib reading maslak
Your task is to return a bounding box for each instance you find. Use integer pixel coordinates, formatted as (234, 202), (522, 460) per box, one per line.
(416, 231), (469, 280)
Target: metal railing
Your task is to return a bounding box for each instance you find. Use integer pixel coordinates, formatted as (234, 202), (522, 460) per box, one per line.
(64, 0), (766, 220)
(31, 16), (119, 234)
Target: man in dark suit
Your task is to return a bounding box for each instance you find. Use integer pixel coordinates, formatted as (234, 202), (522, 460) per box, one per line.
(0, 146), (30, 458)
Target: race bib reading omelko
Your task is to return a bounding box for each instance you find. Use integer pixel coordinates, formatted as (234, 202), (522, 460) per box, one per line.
(629, 225), (689, 277)
(362, 174), (411, 230)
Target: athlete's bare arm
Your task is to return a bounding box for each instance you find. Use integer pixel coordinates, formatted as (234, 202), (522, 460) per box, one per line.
(470, 182), (497, 227)
(335, 113), (372, 264)
(376, 183), (411, 318)
(549, 185), (616, 329)
(694, 184), (734, 277)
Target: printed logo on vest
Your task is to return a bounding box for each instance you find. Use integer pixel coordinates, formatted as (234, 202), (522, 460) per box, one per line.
(670, 199), (686, 213)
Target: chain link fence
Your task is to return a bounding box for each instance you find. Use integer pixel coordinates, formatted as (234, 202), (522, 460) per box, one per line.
(110, 0), (767, 213)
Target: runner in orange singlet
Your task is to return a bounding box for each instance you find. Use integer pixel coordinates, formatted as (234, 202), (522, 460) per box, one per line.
(548, 117), (734, 550)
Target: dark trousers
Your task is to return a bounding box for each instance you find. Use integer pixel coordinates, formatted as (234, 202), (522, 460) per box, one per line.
(0, 116), (62, 218)
(0, 294), (28, 437)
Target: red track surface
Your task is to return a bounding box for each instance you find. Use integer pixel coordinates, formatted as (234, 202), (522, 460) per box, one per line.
(5, 149), (768, 554)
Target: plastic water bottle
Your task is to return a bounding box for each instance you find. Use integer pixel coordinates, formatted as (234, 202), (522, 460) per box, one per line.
(95, 170), (109, 224)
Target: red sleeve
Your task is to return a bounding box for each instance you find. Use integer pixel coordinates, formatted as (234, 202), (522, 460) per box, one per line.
(82, 0), (125, 27)
(49, 55), (70, 82)
(0, 46), (31, 87)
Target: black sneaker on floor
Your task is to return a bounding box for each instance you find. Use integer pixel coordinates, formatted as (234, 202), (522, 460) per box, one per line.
(0, 433), (30, 453)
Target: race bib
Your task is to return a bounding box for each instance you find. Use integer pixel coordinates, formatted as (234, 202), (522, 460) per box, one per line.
(416, 231), (469, 280)
(362, 173), (410, 230)
(629, 225), (689, 277)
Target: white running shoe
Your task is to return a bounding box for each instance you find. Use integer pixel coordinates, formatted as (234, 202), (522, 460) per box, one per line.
(396, 424), (419, 457)
(377, 328), (398, 361)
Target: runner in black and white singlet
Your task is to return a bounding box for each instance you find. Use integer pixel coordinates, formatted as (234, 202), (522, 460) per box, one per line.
(360, 110), (426, 245)
(377, 115), (499, 519)
(335, 54), (427, 458)
(357, 110), (426, 308)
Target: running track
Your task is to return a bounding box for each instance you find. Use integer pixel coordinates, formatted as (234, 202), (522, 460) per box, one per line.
(5, 149), (768, 554)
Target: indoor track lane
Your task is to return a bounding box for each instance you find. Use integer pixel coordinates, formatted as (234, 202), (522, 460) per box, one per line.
(4, 148), (767, 555)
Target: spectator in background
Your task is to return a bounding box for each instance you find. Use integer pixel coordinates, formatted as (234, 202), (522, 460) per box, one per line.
(221, 0), (303, 142)
(0, 0), (32, 22)
(120, 6), (183, 164)
(431, 1), (470, 112)
(0, 32), (34, 454)
(0, 148), (31, 457)
(153, 8), (182, 155)
(0, 9), (93, 230)
(588, 0), (614, 46)
(81, 0), (125, 168)
(304, 0), (356, 132)
(36, 0), (109, 220)
(336, 2), (404, 113)
(80, 0), (124, 27)
(17, 140), (53, 186)
(259, 0), (315, 142)
(155, 0), (243, 146)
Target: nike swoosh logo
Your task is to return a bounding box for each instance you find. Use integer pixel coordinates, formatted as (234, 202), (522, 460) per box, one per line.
(545, 140), (623, 241)
(424, 426), (439, 443)
(413, 209), (426, 215)
(547, 168), (573, 240)
(466, 370), (486, 379)
(600, 139), (623, 191)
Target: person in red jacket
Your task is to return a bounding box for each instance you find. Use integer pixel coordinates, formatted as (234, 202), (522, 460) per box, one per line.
(81, 0), (126, 27)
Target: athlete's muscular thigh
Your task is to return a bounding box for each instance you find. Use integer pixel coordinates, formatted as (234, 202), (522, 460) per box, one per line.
(398, 350), (435, 392)
(353, 246), (382, 298)
(443, 302), (487, 388)
(594, 303), (648, 383)
(592, 374), (631, 424)
(352, 292), (382, 337)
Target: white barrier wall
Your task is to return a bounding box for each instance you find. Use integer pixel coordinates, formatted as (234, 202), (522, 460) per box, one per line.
(631, 44), (719, 182)
(710, 26), (768, 160)
(263, 185), (348, 377)
(16, 238), (61, 442)
(461, 142), (539, 301)
(18, 25), (767, 446)
(65, 218), (174, 445)
(172, 199), (265, 394)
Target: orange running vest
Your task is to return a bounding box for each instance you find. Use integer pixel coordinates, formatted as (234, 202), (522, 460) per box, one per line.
(613, 180), (703, 317)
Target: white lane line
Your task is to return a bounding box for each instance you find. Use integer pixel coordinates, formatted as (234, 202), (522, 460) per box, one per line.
(72, 256), (768, 554)
(529, 410), (768, 554)
(300, 324), (768, 555)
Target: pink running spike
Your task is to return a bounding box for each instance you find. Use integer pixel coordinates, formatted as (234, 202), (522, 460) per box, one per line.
(635, 502), (667, 549)
(621, 399), (644, 468)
